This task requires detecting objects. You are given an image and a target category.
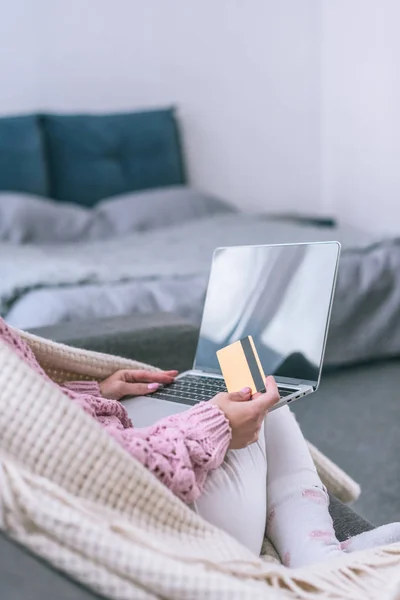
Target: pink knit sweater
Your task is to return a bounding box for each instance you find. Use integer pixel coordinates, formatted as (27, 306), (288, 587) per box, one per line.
(0, 318), (231, 503)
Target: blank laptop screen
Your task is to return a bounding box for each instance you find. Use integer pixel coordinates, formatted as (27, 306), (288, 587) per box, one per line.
(194, 242), (340, 384)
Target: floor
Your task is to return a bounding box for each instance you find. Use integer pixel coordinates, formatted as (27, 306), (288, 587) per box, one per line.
(292, 359), (400, 526)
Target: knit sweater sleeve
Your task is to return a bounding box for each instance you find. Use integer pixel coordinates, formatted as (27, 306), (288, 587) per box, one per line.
(62, 380), (102, 397)
(107, 402), (231, 504)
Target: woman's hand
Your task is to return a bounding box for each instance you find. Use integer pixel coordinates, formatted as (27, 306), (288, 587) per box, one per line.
(210, 376), (280, 449)
(99, 369), (178, 400)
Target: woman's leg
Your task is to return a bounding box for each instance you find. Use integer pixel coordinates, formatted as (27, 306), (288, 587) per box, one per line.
(126, 397), (400, 563)
(264, 406), (400, 567)
(264, 406), (342, 567)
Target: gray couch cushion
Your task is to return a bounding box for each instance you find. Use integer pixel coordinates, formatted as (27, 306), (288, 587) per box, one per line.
(29, 312), (198, 374)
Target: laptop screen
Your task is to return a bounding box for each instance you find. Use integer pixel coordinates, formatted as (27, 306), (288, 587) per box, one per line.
(194, 242), (340, 385)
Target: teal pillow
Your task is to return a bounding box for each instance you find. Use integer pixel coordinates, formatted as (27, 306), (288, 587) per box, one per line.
(42, 108), (186, 207)
(0, 115), (48, 196)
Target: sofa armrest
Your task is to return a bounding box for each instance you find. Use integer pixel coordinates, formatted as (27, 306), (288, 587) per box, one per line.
(328, 494), (374, 541)
(28, 313), (199, 374)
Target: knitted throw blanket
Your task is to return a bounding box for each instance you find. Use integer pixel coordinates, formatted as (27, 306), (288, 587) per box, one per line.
(0, 331), (399, 600)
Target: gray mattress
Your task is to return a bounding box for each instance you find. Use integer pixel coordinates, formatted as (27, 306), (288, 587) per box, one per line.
(1, 213), (399, 368)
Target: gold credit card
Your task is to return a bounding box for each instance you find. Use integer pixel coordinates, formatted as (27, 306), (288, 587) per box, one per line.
(216, 335), (266, 394)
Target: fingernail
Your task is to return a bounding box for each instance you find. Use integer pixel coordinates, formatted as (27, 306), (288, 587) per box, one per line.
(241, 387), (251, 394)
(148, 383), (159, 391)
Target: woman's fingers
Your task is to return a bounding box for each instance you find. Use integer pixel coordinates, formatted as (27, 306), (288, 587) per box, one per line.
(252, 376), (280, 413)
(112, 369), (179, 398)
(226, 388), (252, 402)
(118, 381), (162, 397)
(122, 369), (177, 384)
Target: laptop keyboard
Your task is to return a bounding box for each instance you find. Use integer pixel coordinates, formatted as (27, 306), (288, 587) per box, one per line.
(150, 374), (296, 404)
(151, 375), (227, 403)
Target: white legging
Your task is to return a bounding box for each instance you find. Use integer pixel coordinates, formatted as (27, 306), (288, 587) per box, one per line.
(124, 396), (329, 557)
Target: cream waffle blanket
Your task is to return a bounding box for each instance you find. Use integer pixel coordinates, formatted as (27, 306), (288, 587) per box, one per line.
(0, 330), (399, 600)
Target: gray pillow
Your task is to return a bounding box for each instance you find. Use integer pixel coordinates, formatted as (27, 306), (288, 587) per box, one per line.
(0, 192), (108, 243)
(0, 187), (235, 244)
(96, 186), (236, 235)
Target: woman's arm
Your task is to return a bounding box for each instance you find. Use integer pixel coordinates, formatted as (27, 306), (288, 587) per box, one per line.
(62, 374), (279, 504)
(60, 371), (232, 503)
(61, 380), (231, 502)
(105, 402), (231, 504)
(62, 369), (179, 399)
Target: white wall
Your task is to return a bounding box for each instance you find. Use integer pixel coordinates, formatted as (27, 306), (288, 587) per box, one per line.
(0, 2), (41, 113)
(3, 2), (400, 233)
(0, 0), (322, 214)
(321, 1), (400, 234)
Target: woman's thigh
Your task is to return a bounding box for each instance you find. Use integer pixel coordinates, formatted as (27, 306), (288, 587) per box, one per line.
(192, 430), (267, 555)
(124, 396), (268, 555)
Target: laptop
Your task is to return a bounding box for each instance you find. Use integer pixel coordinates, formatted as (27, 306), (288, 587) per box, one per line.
(123, 241), (340, 426)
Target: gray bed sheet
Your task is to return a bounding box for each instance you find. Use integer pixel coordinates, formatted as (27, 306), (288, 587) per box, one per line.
(2, 213), (399, 367)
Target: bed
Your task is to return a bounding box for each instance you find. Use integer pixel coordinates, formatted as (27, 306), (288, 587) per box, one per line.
(1, 109), (400, 369)
(1, 185), (400, 369)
